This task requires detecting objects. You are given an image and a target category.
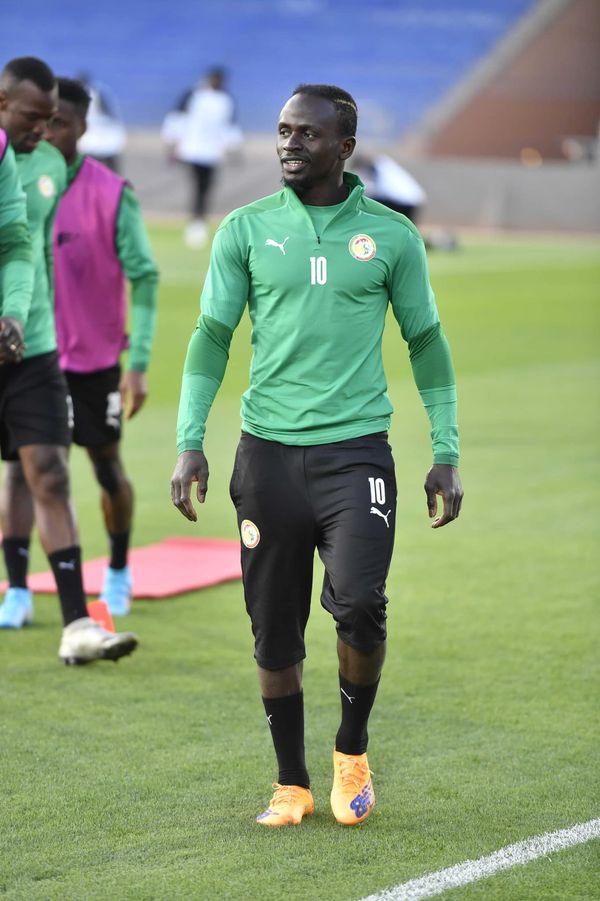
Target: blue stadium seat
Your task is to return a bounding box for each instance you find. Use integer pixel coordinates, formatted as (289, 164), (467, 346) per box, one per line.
(5, 0), (535, 137)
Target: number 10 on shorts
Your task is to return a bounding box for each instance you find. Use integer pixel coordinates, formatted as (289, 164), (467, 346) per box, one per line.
(368, 476), (386, 504)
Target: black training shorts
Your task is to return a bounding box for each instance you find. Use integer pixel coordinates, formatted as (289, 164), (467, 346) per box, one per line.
(65, 365), (122, 448)
(229, 431), (397, 670)
(0, 351), (71, 461)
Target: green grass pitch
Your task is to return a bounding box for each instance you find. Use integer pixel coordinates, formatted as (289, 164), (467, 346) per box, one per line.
(1, 228), (598, 900)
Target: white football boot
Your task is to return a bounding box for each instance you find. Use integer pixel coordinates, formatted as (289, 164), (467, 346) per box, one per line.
(59, 616), (138, 665)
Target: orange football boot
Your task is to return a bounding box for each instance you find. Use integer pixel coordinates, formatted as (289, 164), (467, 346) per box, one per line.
(256, 783), (315, 827)
(330, 749), (375, 825)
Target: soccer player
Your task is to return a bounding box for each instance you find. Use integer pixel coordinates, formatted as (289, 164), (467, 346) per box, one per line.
(171, 84), (463, 826)
(0, 57), (138, 664)
(0, 124), (33, 363)
(41, 76), (159, 615)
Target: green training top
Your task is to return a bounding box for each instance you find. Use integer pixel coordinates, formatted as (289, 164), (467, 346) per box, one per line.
(0, 139), (33, 324)
(66, 155), (160, 371)
(177, 172), (459, 464)
(16, 140), (67, 358)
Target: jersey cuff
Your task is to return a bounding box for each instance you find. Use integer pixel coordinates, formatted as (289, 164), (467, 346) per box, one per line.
(433, 451), (460, 466)
(418, 388), (460, 465)
(176, 371), (221, 454)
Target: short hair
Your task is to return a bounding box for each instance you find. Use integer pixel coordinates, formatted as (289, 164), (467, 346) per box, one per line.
(1, 56), (55, 93)
(292, 84), (357, 137)
(206, 66), (226, 80)
(57, 77), (91, 118)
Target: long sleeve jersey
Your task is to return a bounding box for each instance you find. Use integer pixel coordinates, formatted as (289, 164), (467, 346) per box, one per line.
(15, 140), (67, 358)
(177, 172), (459, 465)
(0, 130), (33, 323)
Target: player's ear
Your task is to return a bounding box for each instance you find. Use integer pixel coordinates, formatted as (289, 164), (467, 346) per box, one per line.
(0, 89), (8, 112)
(78, 119), (87, 140)
(340, 136), (356, 161)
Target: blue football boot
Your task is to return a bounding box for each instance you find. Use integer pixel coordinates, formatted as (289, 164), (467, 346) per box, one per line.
(100, 566), (132, 616)
(0, 587), (34, 628)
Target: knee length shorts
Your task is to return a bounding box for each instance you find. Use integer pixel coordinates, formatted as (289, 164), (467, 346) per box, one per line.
(229, 431), (397, 670)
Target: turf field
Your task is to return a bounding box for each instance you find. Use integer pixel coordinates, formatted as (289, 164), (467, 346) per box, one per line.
(1, 228), (599, 900)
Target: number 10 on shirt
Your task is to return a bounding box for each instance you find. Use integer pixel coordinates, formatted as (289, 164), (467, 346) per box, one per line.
(310, 256), (327, 285)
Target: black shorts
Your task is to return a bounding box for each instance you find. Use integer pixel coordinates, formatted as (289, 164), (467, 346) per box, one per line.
(65, 365), (122, 448)
(229, 431), (397, 670)
(0, 351), (71, 461)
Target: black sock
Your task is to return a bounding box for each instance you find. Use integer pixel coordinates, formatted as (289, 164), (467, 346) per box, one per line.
(48, 546), (88, 626)
(2, 536), (31, 588)
(108, 530), (130, 570)
(335, 673), (381, 755)
(262, 691), (310, 788)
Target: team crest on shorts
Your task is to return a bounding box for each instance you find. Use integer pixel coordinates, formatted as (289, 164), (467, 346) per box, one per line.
(241, 519), (260, 549)
(37, 175), (56, 199)
(348, 234), (376, 261)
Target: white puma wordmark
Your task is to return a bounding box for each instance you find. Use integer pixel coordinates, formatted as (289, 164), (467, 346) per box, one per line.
(265, 237), (289, 255)
(370, 507), (391, 528)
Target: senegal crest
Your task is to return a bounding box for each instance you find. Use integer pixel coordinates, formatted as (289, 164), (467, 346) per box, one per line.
(37, 175), (56, 199)
(348, 234), (376, 261)
(241, 519), (260, 549)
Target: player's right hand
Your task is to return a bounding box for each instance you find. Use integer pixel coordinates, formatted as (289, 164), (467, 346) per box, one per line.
(0, 316), (26, 366)
(170, 450), (209, 521)
(424, 463), (463, 528)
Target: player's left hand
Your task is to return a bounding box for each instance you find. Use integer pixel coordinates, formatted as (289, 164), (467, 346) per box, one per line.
(0, 316), (26, 366)
(424, 464), (463, 528)
(120, 369), (148, 419)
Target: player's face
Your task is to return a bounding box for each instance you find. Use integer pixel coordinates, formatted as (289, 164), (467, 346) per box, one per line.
(0, 79), (58, 153)
(277, 94), (355, 198)
(46, 98), (85, 163)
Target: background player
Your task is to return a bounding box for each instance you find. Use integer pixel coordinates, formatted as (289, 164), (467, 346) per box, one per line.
(0, 57), (137, 664)
(0, 124), (32, 365)
(171, 84), (463, 826)
(43, 76), (159, 615)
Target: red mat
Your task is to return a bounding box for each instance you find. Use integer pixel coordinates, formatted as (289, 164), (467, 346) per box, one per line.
(0, 537), (241, 599)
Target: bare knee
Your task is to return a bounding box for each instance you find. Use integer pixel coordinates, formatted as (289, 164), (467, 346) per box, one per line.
(92, 455), (122, 496)
(258, 661), (304, 698)
(337, 637), (386, 685)
(24, 448), (71, 504)
(89, 448), (127, 497)
(3, 460), (28, 491)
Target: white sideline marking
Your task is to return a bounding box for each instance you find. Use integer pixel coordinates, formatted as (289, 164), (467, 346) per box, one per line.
(359, 818), (600, 901)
